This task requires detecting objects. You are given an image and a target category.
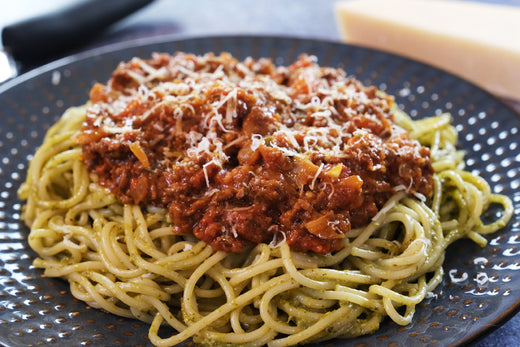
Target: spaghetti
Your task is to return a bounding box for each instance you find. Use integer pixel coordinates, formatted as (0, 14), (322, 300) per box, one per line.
(18, 53), (512, 346)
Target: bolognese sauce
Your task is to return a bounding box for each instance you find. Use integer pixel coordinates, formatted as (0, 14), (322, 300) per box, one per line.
(76, 52), (434, 254)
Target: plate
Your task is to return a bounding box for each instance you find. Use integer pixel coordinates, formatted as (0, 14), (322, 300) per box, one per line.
(0, 35), (519, 347)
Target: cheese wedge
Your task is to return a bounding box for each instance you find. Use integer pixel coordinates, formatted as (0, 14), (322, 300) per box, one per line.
(334, 0), (520, 100)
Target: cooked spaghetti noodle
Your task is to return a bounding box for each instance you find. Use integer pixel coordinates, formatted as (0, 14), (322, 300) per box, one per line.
(18, 53), (512, 346)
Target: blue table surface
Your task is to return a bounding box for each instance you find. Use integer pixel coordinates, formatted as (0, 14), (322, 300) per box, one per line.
(1, 0), (520, 346)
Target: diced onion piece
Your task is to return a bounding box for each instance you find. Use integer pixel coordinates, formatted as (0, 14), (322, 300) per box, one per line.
(345, 175), (363, 190)
(326, 163), (343, 179)
(305, 212), (344, 239)
(129, 142), (151, 169)
(294, 157), (320, 186)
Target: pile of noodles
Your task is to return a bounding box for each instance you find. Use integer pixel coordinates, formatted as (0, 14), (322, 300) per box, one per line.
(19, 92), (512, 346)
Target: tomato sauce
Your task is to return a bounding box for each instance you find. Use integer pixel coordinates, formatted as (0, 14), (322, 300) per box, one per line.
(77, 52), (433, 254)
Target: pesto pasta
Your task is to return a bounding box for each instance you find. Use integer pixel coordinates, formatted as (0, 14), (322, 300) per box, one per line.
(18, 53), (513, 346)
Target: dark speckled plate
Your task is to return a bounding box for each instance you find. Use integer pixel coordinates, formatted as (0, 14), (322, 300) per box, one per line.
(0, 36), (519, 347)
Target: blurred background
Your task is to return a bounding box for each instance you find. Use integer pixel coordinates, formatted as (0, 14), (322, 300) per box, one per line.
(2, 0), (520, 44)
(0, 0), (519, 346)
(0, 0), (341, 50)
(0, 0), (340, 71)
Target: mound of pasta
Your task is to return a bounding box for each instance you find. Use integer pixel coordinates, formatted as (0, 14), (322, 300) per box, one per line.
(18, 52), (512, 346)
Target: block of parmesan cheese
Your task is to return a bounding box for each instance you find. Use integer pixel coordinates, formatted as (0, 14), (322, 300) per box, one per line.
(334, 0), (520, 101)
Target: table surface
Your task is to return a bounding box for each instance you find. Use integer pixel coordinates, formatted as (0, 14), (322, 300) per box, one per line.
(1, 1), (520, 346)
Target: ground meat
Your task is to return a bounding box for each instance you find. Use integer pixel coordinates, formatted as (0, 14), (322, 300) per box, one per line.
(77, 52), (434, 254)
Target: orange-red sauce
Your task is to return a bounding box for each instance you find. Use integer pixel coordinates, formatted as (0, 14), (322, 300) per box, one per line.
(76, 52), (433, 254)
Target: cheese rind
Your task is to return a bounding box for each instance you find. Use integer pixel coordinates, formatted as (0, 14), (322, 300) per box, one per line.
(334, 0), (520, 100)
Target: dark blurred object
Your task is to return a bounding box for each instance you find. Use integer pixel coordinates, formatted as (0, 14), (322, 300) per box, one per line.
(1, 0), (154, 65)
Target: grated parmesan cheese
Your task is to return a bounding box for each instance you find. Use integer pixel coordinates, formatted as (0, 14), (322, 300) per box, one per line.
(79, 52), (435, 254)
